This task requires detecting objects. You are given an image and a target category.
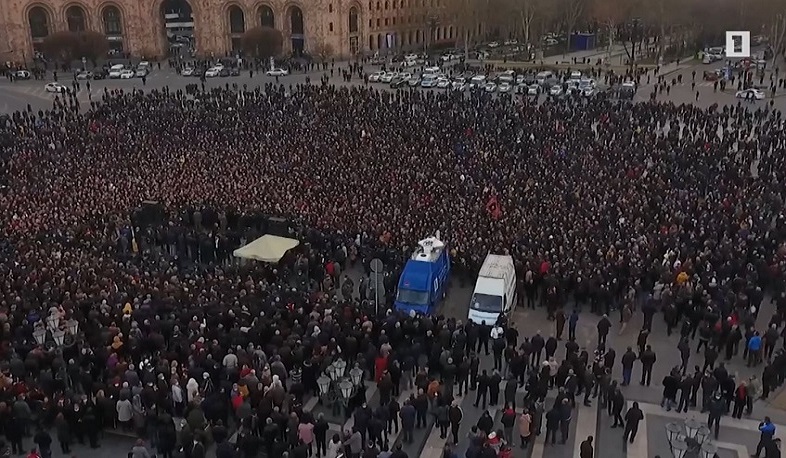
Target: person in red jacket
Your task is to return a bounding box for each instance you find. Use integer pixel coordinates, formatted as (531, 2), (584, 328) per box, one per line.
(374, 354), (388, 383)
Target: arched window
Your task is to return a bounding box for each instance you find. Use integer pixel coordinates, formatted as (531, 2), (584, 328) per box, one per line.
(349, 7), (359, 34)
(289, 6), (303, 35)
(102, 6), (122, 36)
(369, 34), (374, 50)
(28, 6), (50, 40)
(228, 5), (245, 34)
(259, 5), (274, 28)
(66, 5), (86, 32)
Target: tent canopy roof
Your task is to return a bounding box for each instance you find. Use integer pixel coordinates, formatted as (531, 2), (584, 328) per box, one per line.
(232, 234), (300, 263)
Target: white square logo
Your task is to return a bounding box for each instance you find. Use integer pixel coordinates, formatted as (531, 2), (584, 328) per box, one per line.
(725, 31), (751, 58)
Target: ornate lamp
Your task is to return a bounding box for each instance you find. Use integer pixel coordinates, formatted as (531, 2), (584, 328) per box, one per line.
(700, 443), (717, 458)
(33, 328), (46, 345)
(334, 358), (347, 377)
(339, 379), (354, 400)
(52, 330), (65, 346)
(349, 366), (363, 386)
(671, 437), (688, 458)
(666, 422), (683, 445)
(317, 375), (331, 396)
(328, 363), (340, 382)
(65, 319), (79, 335)
(684, 419), (700, 440)
(46, 314), (59, 331)
(695, 425), (710, 445)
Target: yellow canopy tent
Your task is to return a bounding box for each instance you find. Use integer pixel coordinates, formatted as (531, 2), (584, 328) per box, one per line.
(232, 234), (300, 263)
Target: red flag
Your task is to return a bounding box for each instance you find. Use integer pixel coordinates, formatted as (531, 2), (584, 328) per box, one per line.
(486, 195), (502, 220)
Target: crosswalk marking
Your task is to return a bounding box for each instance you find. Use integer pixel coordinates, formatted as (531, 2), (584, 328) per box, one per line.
(1, 84), (94, 103)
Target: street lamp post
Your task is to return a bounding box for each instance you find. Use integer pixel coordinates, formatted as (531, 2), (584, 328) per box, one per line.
(665, 419), (714, 458)
(317, 359), (362, 418)
(426, 16), (439, 52)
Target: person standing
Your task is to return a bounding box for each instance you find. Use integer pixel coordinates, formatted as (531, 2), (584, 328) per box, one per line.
(569, 309), (579, 341)
(559, 398), (572, 445)
(474, 370), (490, 409)
(580, 436), (594, 458)
(621, 347), (637, 386)
(753, 417), (776, 458)
(399, 401), (415, 444)
(623, 402), (643, 443)
(707, 394), (725, 439)
(448, 401), (462, 446)
(597, 315), (611, 347)
(545, 405), (561, 445)
(518, 409), (532, 449)
(639, 345), (657, 386)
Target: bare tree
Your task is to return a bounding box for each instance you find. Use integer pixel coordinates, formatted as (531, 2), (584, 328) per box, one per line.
(754, 0), (786, 64)
(445, 0), (488, 60)
(590, 0), (632, 58)
(312, 41), (334, 62)
(75, 31), (109, 66)
(557, 0), (588, 55)
(505, 0), (545, 45)
(241, 27), (284, 60)
(41, 31), (79, 64)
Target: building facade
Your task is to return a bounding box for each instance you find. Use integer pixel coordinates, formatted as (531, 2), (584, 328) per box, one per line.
(0, 0), (466, 63)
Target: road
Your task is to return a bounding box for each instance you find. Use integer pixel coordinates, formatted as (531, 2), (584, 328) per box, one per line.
(2, 58), (785, 113)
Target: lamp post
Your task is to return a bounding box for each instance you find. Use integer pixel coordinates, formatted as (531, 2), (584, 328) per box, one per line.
(65, 319), (79, 336)
(33, 328), (46, 345)
(317, 359), (363, 418)
(46, 314), (59, 331)
(665, 419), (713, 458)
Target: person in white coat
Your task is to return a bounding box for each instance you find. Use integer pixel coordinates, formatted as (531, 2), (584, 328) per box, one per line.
(326, 433), (342, 458)
(186, 377), (199, 402)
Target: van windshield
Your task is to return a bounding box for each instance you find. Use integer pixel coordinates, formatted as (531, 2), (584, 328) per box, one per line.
(470, 293), (502, 312)
(397, 288), (429, 305)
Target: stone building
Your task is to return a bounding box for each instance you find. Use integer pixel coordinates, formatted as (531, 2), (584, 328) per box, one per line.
(0, 0), (471, 64)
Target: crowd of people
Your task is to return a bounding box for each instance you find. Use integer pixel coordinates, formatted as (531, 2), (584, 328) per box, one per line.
(0, 77), (784, 458)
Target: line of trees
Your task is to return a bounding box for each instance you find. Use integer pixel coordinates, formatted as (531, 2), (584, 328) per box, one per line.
(423, 0), (785, 64)
(41, 30), (109, 65)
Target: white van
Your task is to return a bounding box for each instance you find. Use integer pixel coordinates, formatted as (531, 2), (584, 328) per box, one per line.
(536, 70), (554, 85)
(469, 75), (487, 89)
(467, 254), (516, 325)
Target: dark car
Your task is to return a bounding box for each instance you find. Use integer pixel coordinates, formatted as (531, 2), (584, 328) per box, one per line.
(390, 77), (408, 88)
(219, 68), (230, 77)
(92, 69), (108, 80)
(229, 67), (240, 76)
(193, 68), (205, 77)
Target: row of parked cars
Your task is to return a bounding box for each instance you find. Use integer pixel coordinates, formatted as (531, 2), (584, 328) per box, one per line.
(180, 63), (289, 78)
(73, 61), (152, 80)
(368, 68), (600, 96)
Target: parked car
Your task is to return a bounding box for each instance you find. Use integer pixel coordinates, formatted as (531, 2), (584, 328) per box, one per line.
(45, 82), (66, 93)
(182, 67), (195, 77)
(266, 68), (289, 76)
(15, 70), (31, 80)
(736, 88), (765, 99)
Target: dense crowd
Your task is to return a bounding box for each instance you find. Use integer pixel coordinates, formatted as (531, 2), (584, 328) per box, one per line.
(0, 80), (785, 458)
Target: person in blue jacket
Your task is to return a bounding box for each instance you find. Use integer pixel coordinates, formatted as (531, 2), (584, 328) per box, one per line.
(754, 417), (777, 458)
(748, 332), (763, 367)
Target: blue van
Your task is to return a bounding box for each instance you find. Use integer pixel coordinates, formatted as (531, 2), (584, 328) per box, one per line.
(394, 237), (451, 315)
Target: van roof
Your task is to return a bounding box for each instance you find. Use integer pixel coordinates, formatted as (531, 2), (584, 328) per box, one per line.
(412, 237), (445, 262)
(479, 254), (514, 279)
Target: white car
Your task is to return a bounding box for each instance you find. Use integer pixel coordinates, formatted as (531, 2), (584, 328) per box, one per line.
(549, 85), (563, 96)
(399, 72), (412, 81)
(369, 71), (384, 82)
(15, 70), (31, 79)
(488, 41), (500, 48)
(570, 70), (582, 81)
(380, 72), (397, 83)
(45, 82), (66, 93)
(498, 82), (512, 93)
(436, 77), (450, 89)
(581, 87), (596, 97)
(543, 37), (559, 46)
(452, 77), (467, 91)
(119, 69), (135, 79)
(484, 82), (497, 92)
(205, 67), (222, 77)
(182, 67), (194, 76)
(527, 84), (540, 95)
(266, 68), (289, 76)
(108, 65), (124, 78)
(622, 81), (636, 89)
(736, 88), (765, 100)
(135, 68), (148, 77)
